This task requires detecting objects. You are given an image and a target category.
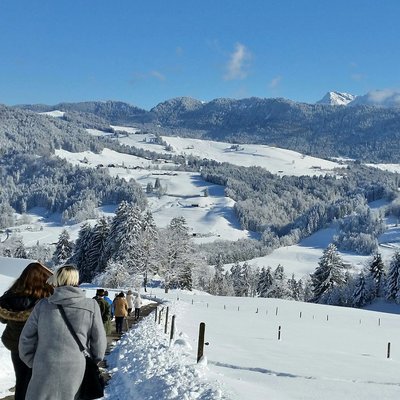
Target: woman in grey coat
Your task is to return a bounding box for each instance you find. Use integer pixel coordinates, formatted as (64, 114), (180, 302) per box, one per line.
(19, 265), (107, 400)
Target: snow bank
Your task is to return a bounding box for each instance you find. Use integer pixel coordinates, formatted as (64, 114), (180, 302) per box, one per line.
(105, 302), (229, 399)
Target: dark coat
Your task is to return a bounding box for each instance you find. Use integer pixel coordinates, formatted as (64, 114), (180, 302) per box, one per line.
(19, 286), (107, 400)
(93, 295), (111, 322)
(0, 291), (37, 353)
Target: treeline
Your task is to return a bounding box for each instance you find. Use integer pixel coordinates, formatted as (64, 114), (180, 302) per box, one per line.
(0, 105), (103, 155)
(64, 202), (207, 292)
(310, 244), (400, 308)
(198, 163), (399, 263)
(208, 257), (310, 301)
(0, 152), (146, 225)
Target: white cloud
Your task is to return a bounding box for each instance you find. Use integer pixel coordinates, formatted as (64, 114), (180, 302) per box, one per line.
(150, 70), (166, 81)
(366, 89), (400, 105)
(351, 73), (365, 81)
(268, 75), (282, 89)
(224, 43), (251, 81)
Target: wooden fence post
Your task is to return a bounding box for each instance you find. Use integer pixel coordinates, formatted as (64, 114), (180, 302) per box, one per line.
(278, 325), (281, 340)
(164, 307), (169, 334)
(154, 307), (158, 323)
(197, 322), (206, 363)
(158, 308), (163, 325)
(170, 315), (176, 343)
(387, 342), (391, 359)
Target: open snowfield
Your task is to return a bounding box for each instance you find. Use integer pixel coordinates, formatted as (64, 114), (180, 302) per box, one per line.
(115, 133), (343, 177)
(54, 148), (252, 243)
(0, 257), (400, 400)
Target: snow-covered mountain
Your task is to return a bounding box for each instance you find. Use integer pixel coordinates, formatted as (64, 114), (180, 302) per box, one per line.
(316, 91), (357, 106)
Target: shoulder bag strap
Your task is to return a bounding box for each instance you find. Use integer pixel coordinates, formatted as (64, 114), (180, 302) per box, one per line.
(57, 304), (86, 353)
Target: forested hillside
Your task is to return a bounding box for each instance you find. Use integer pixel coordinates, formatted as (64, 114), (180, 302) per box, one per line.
(0, 105), (146, 225)
(17, 97), (400, 162)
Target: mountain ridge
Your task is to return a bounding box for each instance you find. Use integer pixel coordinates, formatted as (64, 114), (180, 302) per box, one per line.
(11, 93), (400, 163)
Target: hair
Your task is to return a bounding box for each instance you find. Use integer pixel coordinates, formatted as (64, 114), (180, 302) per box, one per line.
(48, 265), (79, 287)
(8, 262), (54, 299)
(104, 290), (109, 296)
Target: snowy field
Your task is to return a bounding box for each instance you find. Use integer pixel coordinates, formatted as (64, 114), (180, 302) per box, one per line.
(0, 257), (400, 400)
(115, 133), (343, 177)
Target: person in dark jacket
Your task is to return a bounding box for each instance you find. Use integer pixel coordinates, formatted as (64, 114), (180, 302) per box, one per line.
(0, 262), (53, 400)
(93, 288), (111, 334)
(19, 265), (107, 400)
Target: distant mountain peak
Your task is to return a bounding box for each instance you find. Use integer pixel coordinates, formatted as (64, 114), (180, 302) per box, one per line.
(316, 91), (356, 106)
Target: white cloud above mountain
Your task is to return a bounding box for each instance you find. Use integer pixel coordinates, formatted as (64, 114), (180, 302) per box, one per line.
(224, 42), (252, 81)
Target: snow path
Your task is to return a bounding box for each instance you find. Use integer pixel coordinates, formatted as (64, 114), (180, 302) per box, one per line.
(104, 301), (230, 400)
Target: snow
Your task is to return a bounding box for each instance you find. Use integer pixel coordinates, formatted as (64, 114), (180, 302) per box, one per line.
(1, 257), (399, 400)
(116, 134), (343, 177)
(3, 130), (400, 397)
(316, 91), (356, 106)
(366, 163), (400, 174)
(38, 110), (65, 118)
(53, 149), (252, 243)
(110, 125), (140, 134)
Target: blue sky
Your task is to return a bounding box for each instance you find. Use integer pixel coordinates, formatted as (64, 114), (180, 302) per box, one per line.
(1, 0), (400, 110)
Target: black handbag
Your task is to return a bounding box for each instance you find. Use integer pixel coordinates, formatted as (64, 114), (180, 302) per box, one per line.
(58, 305), (105, 400)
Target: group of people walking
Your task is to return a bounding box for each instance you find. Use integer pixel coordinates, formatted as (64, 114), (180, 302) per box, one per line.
(93, 288), (143, 334)
(0, 261), (144, 399)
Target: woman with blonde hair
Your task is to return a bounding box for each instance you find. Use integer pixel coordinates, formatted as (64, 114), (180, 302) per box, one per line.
(0, 262), (53, 400)
(19, 265), (107, 400)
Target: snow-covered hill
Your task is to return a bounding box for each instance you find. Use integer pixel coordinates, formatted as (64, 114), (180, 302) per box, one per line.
(0, 258), (399, 400)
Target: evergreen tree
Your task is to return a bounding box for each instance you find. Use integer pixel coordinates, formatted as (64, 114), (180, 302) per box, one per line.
(13, 238), (28, 259)
(154, 177), (161, 190)
(84, 217), (110, 282)
(248, 264), (260, 297)
(353, 272), (368, 307)
(257, 267), (273, 297)
(368, 252), (386, 297)
(53, 229), (73, 265)
(210, 255), (225, 295)
(230, 261), (242, 296)
(146, 182), (154, 194)
(267, 264), (291, 299)
(102, 201), (130, 263)
(310, 243), (346, 303)
(140, 210), (158, 292)
(287, 274), (299, 300)
(114, 205), (143, 276)
(68, 222), (92, 274)
(160, 217), (194, 292)
(386, 251), (400, 301)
